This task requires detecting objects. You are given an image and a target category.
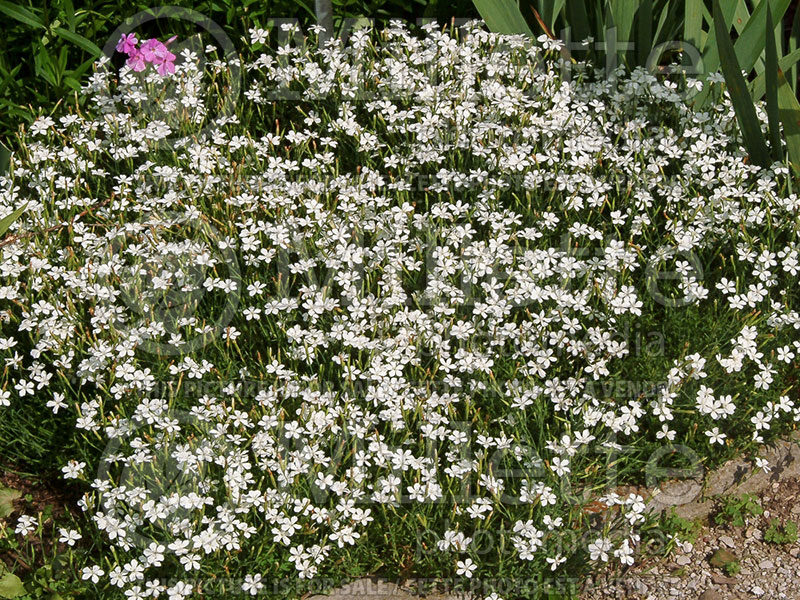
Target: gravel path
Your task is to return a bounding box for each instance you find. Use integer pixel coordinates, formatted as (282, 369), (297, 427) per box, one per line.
(581, 480), (800, 600)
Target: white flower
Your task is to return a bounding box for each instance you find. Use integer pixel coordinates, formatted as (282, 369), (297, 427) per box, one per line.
(705, 427), (727, 445)
(588, 537), (612, 562)
(81, 565), (105, 583)
(754, 457), (772, 473)
(58, 528), (82, 546)
(242, 574), (264, 595)
(61, 460), (86, 479)
(15, 515), (36, 536)
(456, 558), (477, 578)
(546, 553), (566, 570)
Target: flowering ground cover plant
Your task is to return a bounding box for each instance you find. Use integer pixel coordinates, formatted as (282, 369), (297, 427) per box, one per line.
(1, 18), (799, 600)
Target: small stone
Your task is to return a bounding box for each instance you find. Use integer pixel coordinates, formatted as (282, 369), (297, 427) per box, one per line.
(699, 589), (724, 600)
(630, 579), (648, 595)
(711, 573), (738, 585)
(710, 548), (738, 568)
(719, 535), (736, 548)
(791, 504), (800, 515)
(746, 527), (763, 540)
(752, 585), (765, 596)
(677, 555), (692, 566)
(789, 547), (800, 558)
(759, 559), (774, 569)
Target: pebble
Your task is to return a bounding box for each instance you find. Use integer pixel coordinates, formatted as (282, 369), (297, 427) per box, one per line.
(759, 559), (774, 569)
(746, 527), (763, 540)
(720, 535), (736, 548)
(711, 573), (738, 585)
(752, 585), (765, 596)
(677, 555), (692, 566)
(699, 590), (724, 600)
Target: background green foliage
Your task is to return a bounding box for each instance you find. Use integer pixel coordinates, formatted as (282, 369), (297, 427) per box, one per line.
(0, 0), (478, 149)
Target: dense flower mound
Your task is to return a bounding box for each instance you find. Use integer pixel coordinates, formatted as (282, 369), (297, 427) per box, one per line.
(1, 19), (799, 599)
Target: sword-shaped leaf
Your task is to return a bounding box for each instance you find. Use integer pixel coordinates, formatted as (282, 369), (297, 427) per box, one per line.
(472, 0), (533, 36)
(0, 143), (9, 176)
(765, 4), (783, 162)
(0, 202), (27, 237)
(713, 0), (770, 168)
(777, 69), (800, 175)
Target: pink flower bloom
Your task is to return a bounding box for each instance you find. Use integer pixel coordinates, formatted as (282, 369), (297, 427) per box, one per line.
(157, 59), (176, 76)
(118, 35), (179, 75)
(116, 33), (138, 55)
(126, 48), (147, 72)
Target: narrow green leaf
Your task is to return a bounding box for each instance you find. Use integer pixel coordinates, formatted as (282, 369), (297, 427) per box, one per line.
(765, 5), (783, 161)
(0, 203), (27, 237)
(732, 0), (792, 73)
(537, 0), (565, 31)
(0, 143), (9, 176)
(777, 69), (800, 173)
(752, 48), (800, 98)
(0, 0), (43, 29)
(637, 0), (652, 66)
(699, 0), (742, 78)
(54, 27), (102, 56)
(791, 0), (800, 94)
(731, 0), (751, 34)
(564, 0), (590, 47)
(684, 0), (703, 53)
(652, 0), (677, 47)
(63, 0), (75, 31)
(713, 0), (770, 167)
(609, 0), (636, 52)
(472, 0), (533, 36)
(550, 0), (566, 30)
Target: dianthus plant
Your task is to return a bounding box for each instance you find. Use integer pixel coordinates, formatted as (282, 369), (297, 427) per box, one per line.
(1, 19), (799, 600)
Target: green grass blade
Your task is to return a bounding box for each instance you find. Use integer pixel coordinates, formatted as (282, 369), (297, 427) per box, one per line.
(0, 0), (43, 29)
(684, 0), (703, 53)
(637, 0), (652, 65)
(0, 202), (27, 237)
(777, 69), (800, 174)
(700, 0), (743, 72)
(732, 0), (751, 34)
(564, 0), (590, 46)
(609, 0), (636, 51)
(54, 27), (102, 57)
(653, 0), (679, 46)
(537, 0), (566, 31)
(693, 0), (738, 107)
(791, 1), (800, 94)
(472, 0), (533, 36)
(713, 0), (770, 168)
(765, 4), (783, 162)
(0, 142), (9, 175)
(752, 48), (800, 99)
(732, 0), (792, 73)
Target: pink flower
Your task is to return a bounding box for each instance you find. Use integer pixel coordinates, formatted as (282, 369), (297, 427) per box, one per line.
(126, 48), (147, 72)
(139, 38), (177, 75)
(126, 49), (147, 72)
(116, 33), (138, 55)
(117, 35), (179, 75)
